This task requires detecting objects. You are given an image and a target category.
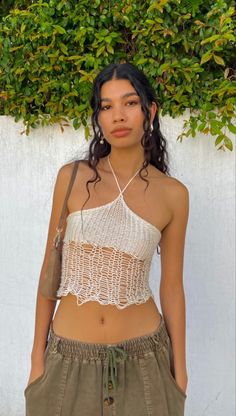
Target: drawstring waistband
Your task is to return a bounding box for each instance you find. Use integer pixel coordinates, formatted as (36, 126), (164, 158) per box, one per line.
(47, 314), (169, 399)
(104, 345), (128, 399)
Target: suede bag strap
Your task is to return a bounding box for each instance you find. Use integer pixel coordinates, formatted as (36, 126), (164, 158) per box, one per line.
(54, 160), (80, 247)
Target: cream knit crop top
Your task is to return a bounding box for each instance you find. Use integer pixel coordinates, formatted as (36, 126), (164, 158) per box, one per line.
(57, 156), (162, 309)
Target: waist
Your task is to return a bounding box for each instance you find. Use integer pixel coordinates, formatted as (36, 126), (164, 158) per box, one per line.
(52, 294), (161, 343)
(48, 314), (167, 354)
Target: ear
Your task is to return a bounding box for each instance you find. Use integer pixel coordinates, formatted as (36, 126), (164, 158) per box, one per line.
(150, 102), (157, 124)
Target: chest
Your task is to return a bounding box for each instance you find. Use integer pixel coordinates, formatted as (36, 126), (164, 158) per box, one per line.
(68, 170), (169, 234)
(64, 195), (161, 261)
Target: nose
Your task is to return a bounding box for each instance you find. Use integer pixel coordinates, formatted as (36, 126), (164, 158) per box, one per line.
(112, 106), (127, 123)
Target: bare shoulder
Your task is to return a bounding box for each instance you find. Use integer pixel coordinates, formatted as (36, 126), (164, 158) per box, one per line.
(58, 159), (83, 175)
(161, 175), (189, 228)
(51, 161), (80, 213)
(161, 173), (189, 207)
(58, 159), (88, 183)
(150, 165), (189, 196)
(58, 161), (74, 180)
(163, 175), (189, 198)
(149, 166), (189, 229)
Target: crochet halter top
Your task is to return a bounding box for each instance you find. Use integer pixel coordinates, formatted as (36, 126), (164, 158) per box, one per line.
(57, 156), (162, 309)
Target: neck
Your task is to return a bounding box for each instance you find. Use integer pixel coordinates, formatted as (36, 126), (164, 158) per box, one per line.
(107, 150), (145, 178)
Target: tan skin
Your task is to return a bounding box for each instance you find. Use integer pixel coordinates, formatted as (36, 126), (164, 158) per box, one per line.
(27, 79), (189, 396)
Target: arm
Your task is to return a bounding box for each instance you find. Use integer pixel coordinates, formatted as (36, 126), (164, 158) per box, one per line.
(30, 163), (74, 362)
(159, 180), (189, 393)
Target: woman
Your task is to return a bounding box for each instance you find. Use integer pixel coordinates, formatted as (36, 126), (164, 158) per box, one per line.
(24, 62), (189, 416)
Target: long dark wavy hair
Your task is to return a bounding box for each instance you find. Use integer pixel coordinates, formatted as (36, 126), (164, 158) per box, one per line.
(80, 62), (170, 253)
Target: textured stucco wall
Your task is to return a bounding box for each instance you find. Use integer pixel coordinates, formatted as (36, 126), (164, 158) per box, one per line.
(0, 113), (235, 416)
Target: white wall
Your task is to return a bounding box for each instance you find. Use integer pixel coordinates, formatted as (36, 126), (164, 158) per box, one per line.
(0, 113), (235, 416)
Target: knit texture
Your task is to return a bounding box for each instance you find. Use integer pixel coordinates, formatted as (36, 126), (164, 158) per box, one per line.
(57, 159), (162, 309)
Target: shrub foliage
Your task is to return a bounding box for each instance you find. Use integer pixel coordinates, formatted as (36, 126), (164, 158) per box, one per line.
(0, 0), (235, 150)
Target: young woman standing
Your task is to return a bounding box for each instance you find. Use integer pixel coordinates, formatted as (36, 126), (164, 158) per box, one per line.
(24, 63), (189, 416)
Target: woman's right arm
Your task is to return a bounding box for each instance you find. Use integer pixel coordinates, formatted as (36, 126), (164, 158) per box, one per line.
(27, 163), (74, 382)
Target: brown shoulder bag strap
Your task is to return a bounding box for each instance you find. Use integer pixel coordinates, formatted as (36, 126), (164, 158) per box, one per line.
(54, 160), (80, 248)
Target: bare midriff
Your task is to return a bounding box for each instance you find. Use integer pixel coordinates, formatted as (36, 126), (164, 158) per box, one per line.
(52, 293), (162, 344)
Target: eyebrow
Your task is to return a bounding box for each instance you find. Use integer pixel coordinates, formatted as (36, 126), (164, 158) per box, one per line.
(100, 92), (139, 102)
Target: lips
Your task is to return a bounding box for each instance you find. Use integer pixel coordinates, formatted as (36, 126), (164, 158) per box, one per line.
(111, 128), (132, 137)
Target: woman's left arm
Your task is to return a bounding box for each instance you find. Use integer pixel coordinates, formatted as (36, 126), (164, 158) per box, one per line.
(159, 179), (189, 394)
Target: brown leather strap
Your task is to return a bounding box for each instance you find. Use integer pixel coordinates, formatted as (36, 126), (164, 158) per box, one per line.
(55, 160), (80, 240)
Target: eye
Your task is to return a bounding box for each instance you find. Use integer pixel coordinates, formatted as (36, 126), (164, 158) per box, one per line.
(100, 105), (111, 111)
(126, 100), (139, 106)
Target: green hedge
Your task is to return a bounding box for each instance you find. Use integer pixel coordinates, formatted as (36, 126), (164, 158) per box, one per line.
(0, 0), (235, 150)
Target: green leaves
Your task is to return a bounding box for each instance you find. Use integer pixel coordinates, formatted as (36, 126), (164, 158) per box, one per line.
(0, 0), (235, 150)
(213, 54), (225, 66)
(228, 123), (236, 135)
(52, 24), (67, 35)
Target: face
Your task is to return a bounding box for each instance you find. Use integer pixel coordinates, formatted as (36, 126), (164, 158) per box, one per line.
(98, 79), (156, 148)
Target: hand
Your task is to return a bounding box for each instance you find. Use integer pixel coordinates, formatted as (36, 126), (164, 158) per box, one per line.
(175, 373), (188, 395)
(26, 358), (45, 388)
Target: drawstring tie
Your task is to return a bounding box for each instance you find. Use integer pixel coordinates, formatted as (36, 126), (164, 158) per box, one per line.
(104, 345), (128, 399)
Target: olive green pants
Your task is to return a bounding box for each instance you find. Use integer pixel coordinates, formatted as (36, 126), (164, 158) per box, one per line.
(24, 314), (187, 415)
